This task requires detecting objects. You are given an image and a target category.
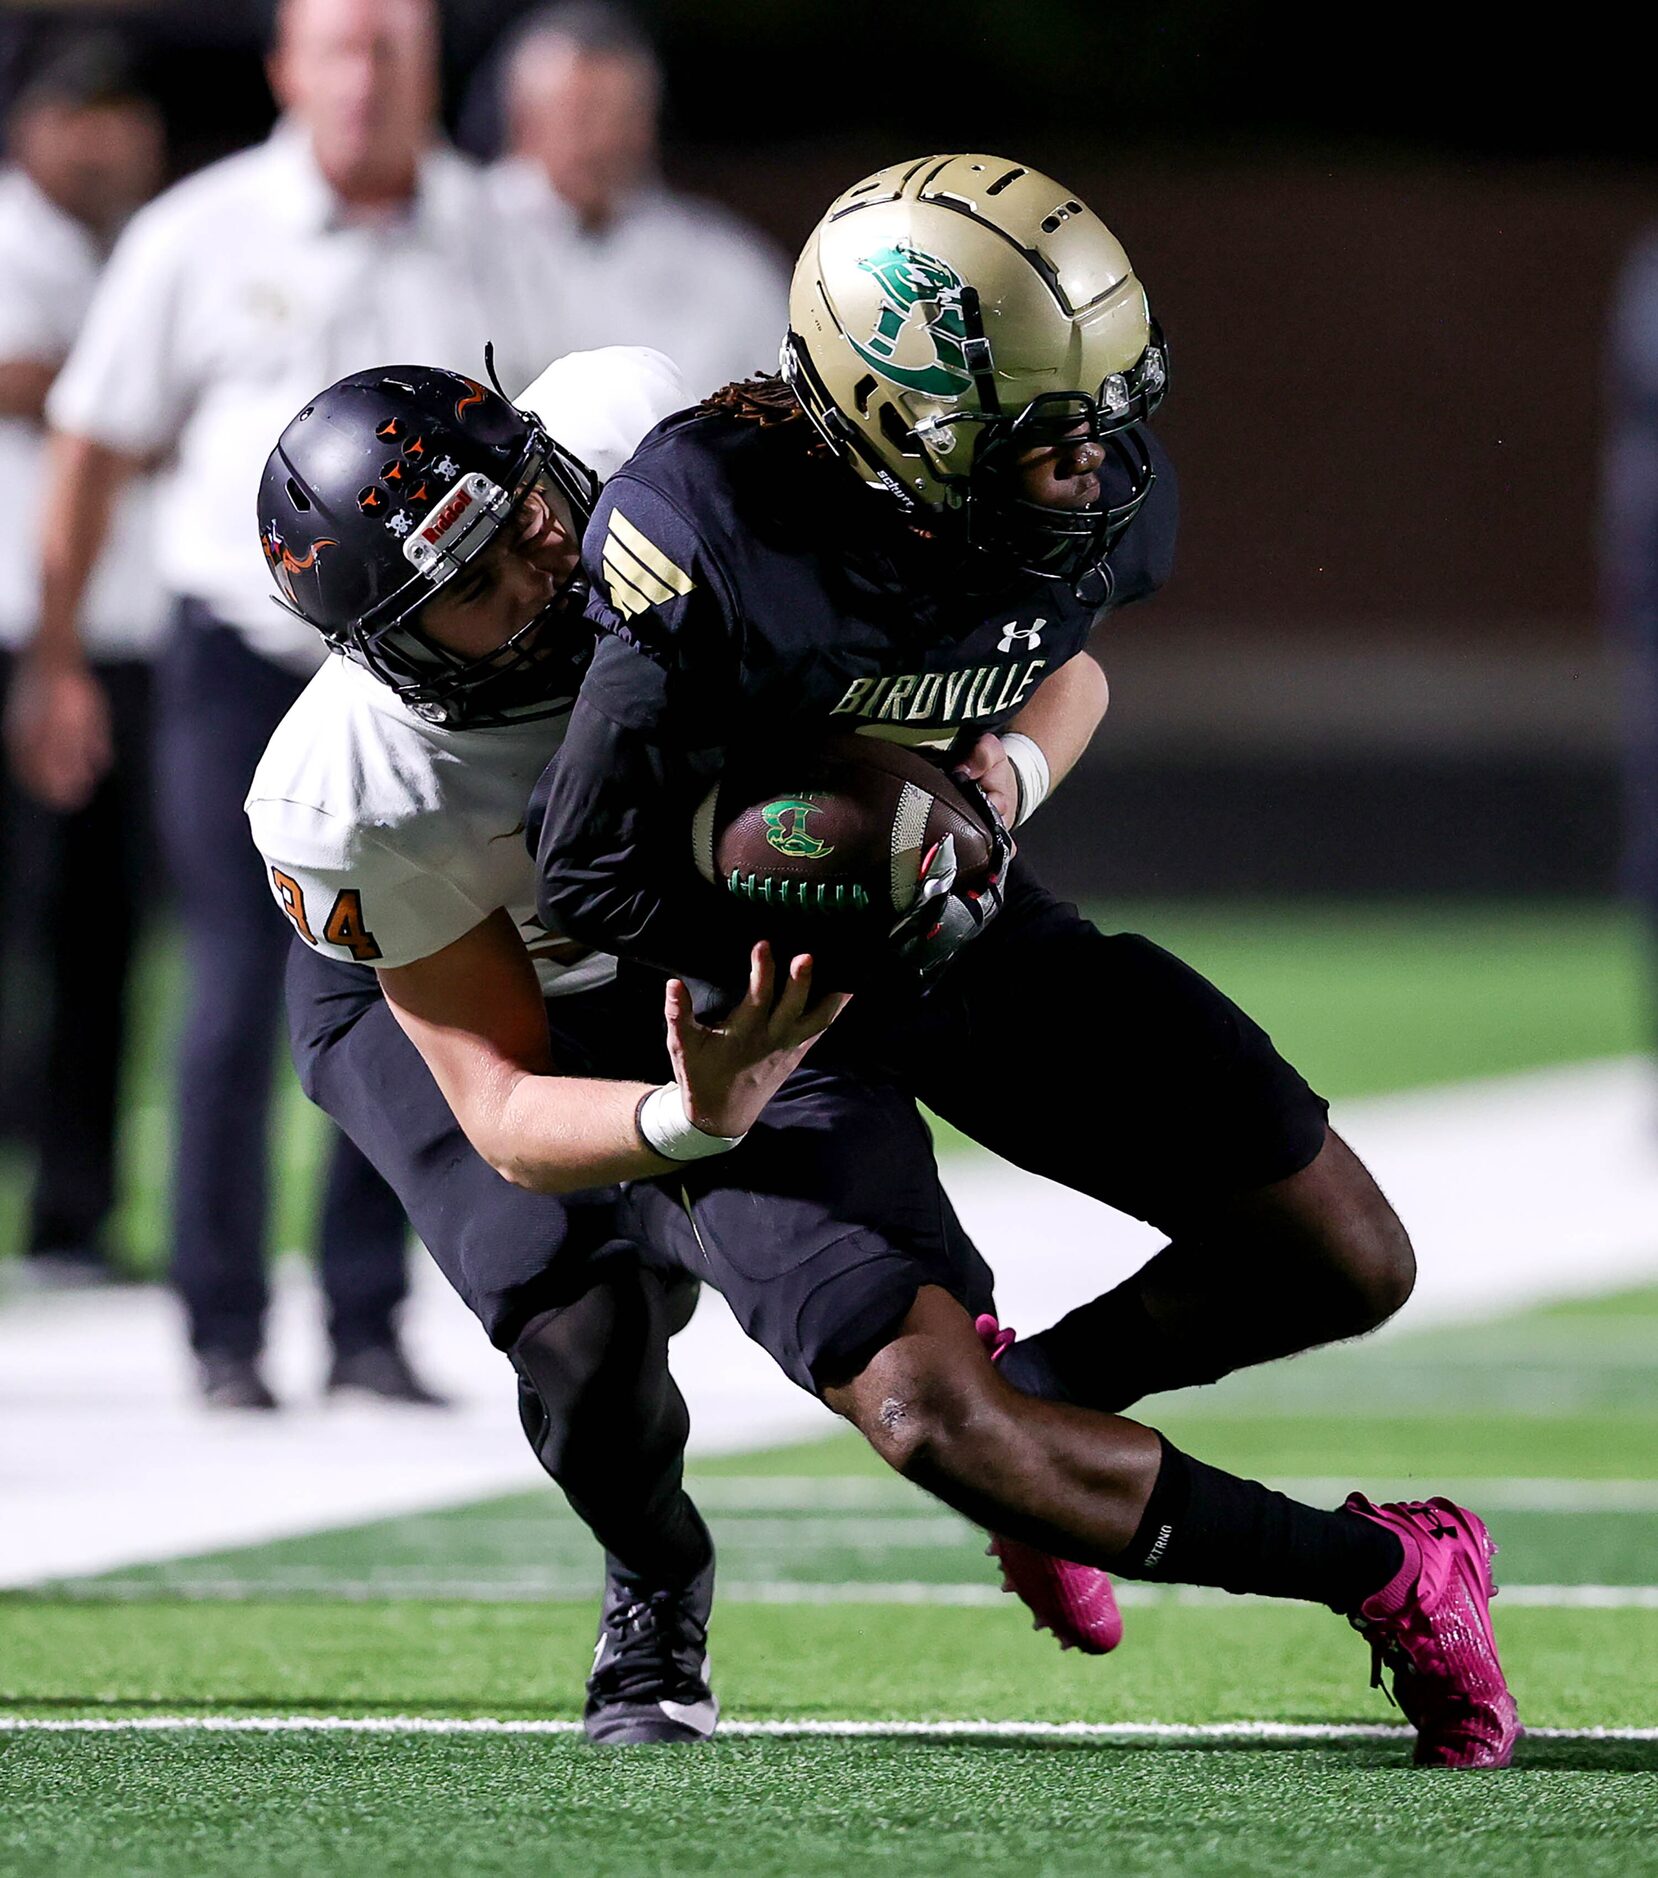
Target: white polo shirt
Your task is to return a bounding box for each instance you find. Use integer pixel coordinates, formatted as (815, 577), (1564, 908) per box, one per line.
(48, 123), (558, 672)
(0, 168), (166, 658)
(490, 159), (789, 401)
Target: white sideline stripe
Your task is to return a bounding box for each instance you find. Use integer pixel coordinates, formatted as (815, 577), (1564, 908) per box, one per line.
(6, 1054), (1658, 1587)
(1, 1716), (1653, 1743)
(50, 1579), (1658, 1609)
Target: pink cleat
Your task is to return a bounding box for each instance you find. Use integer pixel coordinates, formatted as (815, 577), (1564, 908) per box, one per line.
(975, 1314), (1124, 1655)
(1344, 1493), (1522, 1768)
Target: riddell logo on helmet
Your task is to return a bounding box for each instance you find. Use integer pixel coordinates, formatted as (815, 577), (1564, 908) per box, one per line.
(419, 485), (475, 548)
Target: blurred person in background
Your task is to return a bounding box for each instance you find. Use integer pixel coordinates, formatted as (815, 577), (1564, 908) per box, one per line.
(487, 1), (789, 398)
(1605, 232), (1658, 1045)
(4, 0), (550, 1410)
(0, 34), (166, 1287)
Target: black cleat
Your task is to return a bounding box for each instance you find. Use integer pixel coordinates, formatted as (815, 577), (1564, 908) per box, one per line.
(197, 1351), (279, 1411)
(585, 1556), (718, 1746)
(325, 1341), (449, 1406)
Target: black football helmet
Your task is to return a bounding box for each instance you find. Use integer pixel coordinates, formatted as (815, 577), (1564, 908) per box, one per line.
(257, 361), (600, 728)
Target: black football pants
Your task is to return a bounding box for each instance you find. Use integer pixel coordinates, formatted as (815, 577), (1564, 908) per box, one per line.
(0, 654), (152, 1259)
(286, 942), (993, 1393)
(824, 862), (1330, 1237)
(156, 606), (410, 1359)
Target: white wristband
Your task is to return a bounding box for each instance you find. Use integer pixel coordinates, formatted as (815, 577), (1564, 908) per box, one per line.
(636, 1082), (746, 1161)
(1001, 732), (1051, 826)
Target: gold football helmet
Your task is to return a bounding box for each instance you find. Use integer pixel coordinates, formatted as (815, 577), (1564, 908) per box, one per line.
(781, 153), (1167, 585)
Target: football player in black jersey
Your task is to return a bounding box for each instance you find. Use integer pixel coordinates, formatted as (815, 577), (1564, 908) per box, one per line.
(255, 350), (1130, 1739)
(531, 156), (1520, 1765)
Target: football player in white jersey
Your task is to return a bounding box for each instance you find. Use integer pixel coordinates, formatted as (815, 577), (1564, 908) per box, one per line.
(250, 347), (862, 1745)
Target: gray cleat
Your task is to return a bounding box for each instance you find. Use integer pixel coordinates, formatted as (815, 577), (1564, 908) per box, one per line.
(584, 1556), (718, 1746)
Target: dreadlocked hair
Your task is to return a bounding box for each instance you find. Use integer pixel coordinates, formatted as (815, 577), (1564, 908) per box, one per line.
(698, 373), (829, 455)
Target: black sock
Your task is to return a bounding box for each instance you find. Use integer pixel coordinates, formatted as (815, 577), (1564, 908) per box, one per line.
(1002, 1276), (1228, 1413)
(550, 1452), (714, 1593)
(513, 1362), (710, 1590)
(1113, 1435), (1406, 1611)
(603, 1497), (714, 1594)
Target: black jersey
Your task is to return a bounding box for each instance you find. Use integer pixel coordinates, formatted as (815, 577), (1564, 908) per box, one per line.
(531, 406), (1177, 994)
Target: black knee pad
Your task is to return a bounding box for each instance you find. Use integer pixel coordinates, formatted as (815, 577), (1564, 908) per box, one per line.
(516, 1372), (551, 1465)
(659, 1267), (702, 1338)
(512, 1273), (638, 1401)
(509, 1265), (687, 1485)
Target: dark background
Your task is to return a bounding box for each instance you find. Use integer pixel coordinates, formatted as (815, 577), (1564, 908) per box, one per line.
(3, 0), (1648, 895)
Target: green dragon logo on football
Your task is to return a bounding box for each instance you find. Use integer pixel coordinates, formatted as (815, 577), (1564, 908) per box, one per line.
(850, 243), (973, 398)
(761, 796), (835, 861)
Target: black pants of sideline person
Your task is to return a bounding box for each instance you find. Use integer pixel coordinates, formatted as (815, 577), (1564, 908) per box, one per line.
(0, 651), (151, 1262)
(154, 603), (409, 1361)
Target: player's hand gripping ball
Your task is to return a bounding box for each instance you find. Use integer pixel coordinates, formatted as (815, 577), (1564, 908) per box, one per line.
(692, 735), (1012, 985)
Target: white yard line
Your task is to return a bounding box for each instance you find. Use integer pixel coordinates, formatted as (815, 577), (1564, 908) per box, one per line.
(48, 1577), (1658, 1609)
(3, 1055), (1656, 1587)
(0, 1716), (1652, 1743)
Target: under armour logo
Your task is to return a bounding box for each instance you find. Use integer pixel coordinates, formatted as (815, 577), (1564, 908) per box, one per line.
(1428, 1519), (1458, 1541)
(997, 618), (1046, 654)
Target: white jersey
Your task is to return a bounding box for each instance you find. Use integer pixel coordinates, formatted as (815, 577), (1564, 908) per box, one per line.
(245, 346), (685, 991)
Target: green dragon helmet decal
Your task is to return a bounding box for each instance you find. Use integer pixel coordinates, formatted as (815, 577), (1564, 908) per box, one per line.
(786, 156), (1160, 529)
(848, 243), (973, 398)
(762, 797), (836, 861)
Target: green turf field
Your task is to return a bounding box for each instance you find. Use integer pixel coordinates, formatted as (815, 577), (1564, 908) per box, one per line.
(5, 1285), (1656, 1875)
(2, 902), (1654, 1871)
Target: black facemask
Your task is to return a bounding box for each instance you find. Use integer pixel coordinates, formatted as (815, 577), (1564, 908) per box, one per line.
(964, 413), (1158, 599)
(339, 446), (598, 729)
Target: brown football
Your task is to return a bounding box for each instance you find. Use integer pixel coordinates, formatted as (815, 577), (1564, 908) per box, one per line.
(692, 734), (997, 936)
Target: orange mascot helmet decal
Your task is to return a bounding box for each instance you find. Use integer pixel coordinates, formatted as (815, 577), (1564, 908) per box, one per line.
(262, 527), (338, 609)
